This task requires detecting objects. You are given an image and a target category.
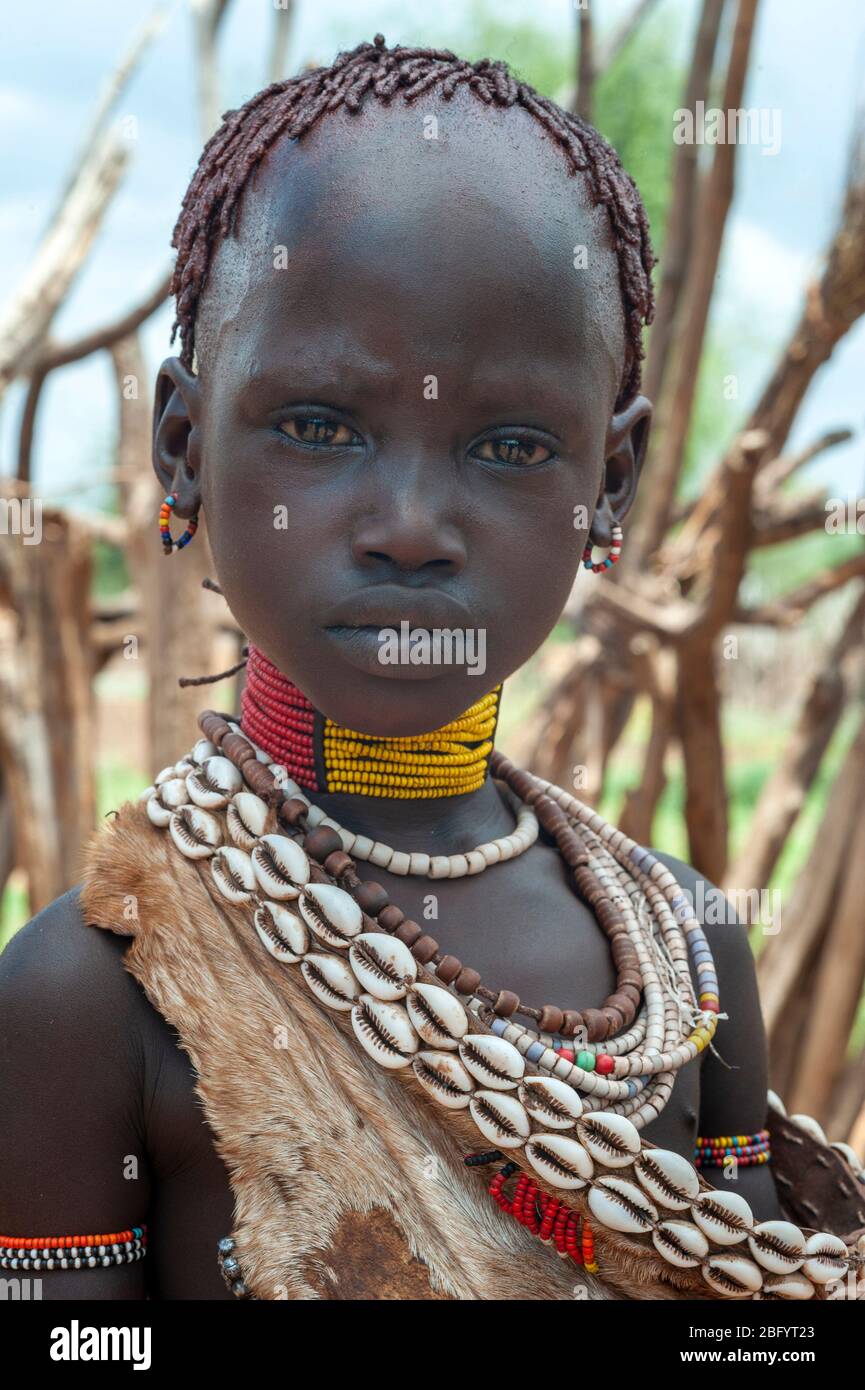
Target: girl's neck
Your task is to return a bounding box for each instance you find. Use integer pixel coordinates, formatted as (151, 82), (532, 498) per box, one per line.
(238, 643), (515, 852)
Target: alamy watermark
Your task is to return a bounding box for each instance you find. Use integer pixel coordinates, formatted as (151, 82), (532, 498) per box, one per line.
(0, 496), (42, 544)
(673, 101), (782, 156)
(377, 621), (487, 676)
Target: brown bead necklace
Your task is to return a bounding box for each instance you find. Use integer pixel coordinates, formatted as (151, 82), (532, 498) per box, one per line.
(194, 709), (721, 1083)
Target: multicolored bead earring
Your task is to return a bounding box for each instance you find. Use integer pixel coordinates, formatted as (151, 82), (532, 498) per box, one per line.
(159, 494), (199, 554)
(582, 522), (622, 573)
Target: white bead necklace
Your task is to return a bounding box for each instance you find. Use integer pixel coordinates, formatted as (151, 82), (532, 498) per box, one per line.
(231, 723), (540, 878)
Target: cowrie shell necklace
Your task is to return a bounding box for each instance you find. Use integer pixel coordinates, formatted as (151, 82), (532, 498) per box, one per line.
(137, 710), (864, 1301)
(142, 710), (721, 1132)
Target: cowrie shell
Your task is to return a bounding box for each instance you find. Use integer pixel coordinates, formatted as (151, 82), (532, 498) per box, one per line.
(351, 994), (419, 1070)
(146, 796), (172, 827)
(349, 933), (417, 999)
(691, 1190), (754, 1245)
(252, 834), (310, 900)
(588, 1176), (658, 1235)
(186, 755), (243, 809)
(760, 1272), (815, 1300)
(412, 1051), (475, 1109)
(406, 983), (468, 1050)
(191, 738), (217, 765)
(634, 1147), (701, 1211)
(138, 784), (156, 802)
(158, 777), (190, 809)
(701, 1253), (763, 1298)
(790, 1112), (827, 1145)
(518, 1076), (582, 1129)
(830, 1141), (863, 1175)
(299, 883), (363, 948)
(155, 765), (177, 786)
(469, 1090), (531, 1149)
(525, 1133), (594, 1189)
(576, 1112), (641, 1168)
(301, 952), (360, 1011)
(458, 1035), (525, 1090)
(173, 759), (194, 776)
(748, 1220), (805, 1274)
(169, 805), (222, 859)
(652, 1220), (709, 1268)
(802, 1232), (849, 1284)
(227, 792), (269, 850)
(766, 1088), (786, 1116)
(211, 847), (257, 904)
(254, 901), (309, 962)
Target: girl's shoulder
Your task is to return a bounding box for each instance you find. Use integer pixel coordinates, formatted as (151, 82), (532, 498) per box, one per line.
(0, 885), (214, 1181)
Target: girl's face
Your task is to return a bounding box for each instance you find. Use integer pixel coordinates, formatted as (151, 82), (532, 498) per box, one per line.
(155, 93), (650, 736)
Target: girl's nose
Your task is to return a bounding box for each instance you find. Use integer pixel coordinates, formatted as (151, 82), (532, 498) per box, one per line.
(349, 460), (467, 576)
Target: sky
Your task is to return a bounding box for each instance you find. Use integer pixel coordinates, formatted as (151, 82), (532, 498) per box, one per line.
(1, 0), (864, 506)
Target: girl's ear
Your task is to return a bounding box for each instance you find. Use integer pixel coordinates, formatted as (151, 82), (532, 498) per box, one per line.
(152, 357), (203, 519)
(590, 393), (652, 547)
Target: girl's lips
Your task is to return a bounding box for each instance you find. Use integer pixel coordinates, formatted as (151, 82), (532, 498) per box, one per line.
(323, 624), (453, 680)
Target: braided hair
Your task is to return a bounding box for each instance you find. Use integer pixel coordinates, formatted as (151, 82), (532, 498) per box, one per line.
(170, 34), (656, 407)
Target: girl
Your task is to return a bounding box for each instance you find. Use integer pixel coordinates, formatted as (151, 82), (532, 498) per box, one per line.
(2, 36), (862, 1302)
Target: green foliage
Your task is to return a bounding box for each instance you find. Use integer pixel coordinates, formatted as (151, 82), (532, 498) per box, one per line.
(744, 528), (863, 604)
(448, 1), (571, 97)
(593, 14), (680, 263)
(91, 534), (130, 599)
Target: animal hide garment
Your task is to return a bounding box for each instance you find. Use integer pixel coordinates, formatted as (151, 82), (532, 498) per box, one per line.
(79, 795), (865, 1301)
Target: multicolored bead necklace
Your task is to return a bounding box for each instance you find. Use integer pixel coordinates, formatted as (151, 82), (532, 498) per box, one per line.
(230, 671), (724, 1130)
(465, 1150), (598, 1270)
(241, 642), (501, 799)
(137, 712), (865, 1301)
(163, 702), (725, 1132)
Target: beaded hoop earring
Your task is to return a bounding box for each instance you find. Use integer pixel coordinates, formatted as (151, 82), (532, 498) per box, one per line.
(159, 494), (199, 554)
(582, 522), (622, 573)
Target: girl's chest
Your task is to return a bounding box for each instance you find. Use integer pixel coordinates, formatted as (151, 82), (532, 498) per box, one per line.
(350, 839), (704, 1154)
(143, 839), (703, 1293)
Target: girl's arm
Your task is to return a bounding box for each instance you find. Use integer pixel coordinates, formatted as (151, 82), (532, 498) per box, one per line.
(0, 890), (152, 1298)
(653, 852), (784, 1222)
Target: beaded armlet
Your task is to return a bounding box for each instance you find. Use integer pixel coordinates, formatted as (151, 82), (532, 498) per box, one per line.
(695, 1130), (770, 1169)
(0, 1225), (147, 1271)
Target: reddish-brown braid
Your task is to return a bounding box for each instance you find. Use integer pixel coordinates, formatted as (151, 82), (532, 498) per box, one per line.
(170, 33), (656, 407)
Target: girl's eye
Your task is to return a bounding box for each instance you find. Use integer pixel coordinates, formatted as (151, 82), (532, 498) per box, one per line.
(278, 415), (360, 447)
(471, 437), (555, 467)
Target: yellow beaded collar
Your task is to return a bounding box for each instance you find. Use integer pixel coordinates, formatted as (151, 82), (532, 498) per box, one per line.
(240, 643), (502, 799)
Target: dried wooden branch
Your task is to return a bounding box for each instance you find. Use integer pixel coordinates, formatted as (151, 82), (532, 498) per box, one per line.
(48, 6), (165, 221)
(725, 584), (865, 896)
(745, 123), (865, 455)
(17, 270), (171, 483)
(755, 427), (853, 496)
(630, 0), (760, 568)
(573, 0), (664, 120)
(192, 0), (233, 141)
(670, 425), (852, 529)
(759, 708), (865, 1038)
(736, 551), (865, 626)
(618, 638), (677, 842)
(0, 135), (128, 399)
(574, 5), (595, 121)
(597, 0), (664, 71)
(643, 0), (726, 406)
(750, 493), (831, 547)
(266, 0), (295, 85)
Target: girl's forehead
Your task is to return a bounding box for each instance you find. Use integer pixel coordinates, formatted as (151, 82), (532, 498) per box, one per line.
(198, 93), (625, 399)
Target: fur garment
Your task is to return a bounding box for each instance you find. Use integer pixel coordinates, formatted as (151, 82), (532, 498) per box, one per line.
(79, 796), (865, 1300)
